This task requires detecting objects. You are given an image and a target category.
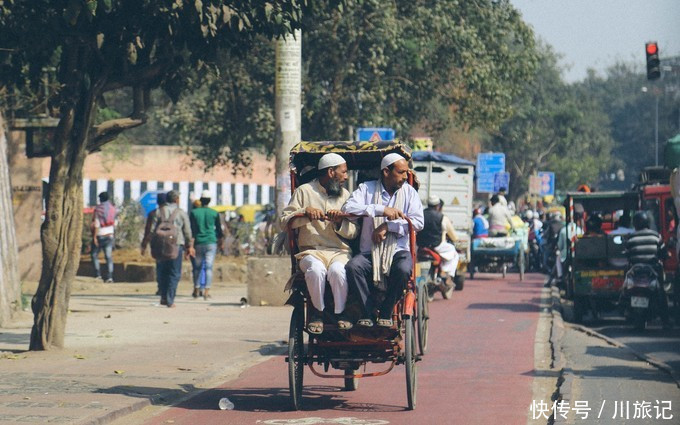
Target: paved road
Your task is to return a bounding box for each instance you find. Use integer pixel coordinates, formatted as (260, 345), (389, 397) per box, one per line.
(140, 273), (547, 425)
(585, 312), (680, 377)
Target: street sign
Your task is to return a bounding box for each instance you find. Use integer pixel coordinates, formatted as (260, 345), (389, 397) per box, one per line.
(538, 171), (555, 196)
(529, 175), (542, 195)
(357, 127), (395, 142)
(493, 172), (510, 193)
(139, 190), (163, 217)
(476, 153), (505, 193)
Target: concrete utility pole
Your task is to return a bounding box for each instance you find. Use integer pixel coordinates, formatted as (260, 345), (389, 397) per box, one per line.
(274, 30), (302, 220)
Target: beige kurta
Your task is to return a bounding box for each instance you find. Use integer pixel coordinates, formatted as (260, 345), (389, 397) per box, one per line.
(280, 179), (359, 266)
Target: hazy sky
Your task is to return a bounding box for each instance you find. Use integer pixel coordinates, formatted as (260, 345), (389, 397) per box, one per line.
(510, 0), (680, 83)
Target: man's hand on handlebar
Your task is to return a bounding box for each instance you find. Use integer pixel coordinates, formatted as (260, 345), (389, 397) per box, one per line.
(383, 207), (404, 221)
(305, 206), (325, 221)
(326, 209), (344, 223)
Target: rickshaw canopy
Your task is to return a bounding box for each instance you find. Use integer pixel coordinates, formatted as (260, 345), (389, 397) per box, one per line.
(289, 140), (412, 177)
(563, 191), (640, 219)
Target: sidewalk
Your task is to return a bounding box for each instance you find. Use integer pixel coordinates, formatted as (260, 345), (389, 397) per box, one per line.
(546, 288), (680, 424)
(0, 277), (292, 424)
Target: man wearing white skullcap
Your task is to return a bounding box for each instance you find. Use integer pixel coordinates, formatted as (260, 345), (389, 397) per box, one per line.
(342, 152), (424, 327)
(280, 153), (359, 334)
(417, 195), (459, 298)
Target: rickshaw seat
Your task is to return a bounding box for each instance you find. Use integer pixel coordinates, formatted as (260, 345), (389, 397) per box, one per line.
(417, 247), (441, 266)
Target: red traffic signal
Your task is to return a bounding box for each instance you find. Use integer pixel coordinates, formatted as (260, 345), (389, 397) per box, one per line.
(646, 42), (658, 55)
(646, 42), (660, 80)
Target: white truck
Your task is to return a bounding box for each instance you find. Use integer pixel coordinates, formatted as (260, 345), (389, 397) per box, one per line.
(412, 150), (475, 288)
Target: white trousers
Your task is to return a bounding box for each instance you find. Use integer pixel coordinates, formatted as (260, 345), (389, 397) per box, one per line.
(434, 241), (460, 277)
(299, 255), (348, 314)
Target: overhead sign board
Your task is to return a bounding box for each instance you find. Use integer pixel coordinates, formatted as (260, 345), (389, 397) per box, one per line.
(493, 172), (510, 193)
(538, 171), (555, 196)
(476, 153), (505, 193)
(357, 127), (395, 142)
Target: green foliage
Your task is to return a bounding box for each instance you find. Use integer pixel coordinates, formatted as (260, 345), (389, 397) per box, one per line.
(488, 45), (615, 198)
(114, 201), (145, 249)
(156, 0), (539, 167)
(577, 62), (680, 187)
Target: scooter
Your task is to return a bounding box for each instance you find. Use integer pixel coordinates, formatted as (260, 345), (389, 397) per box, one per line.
(620, 263), (665, 330)
(417, 247), (453, 301)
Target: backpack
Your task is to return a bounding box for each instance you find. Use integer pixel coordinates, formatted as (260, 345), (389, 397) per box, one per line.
(95, 202), (116, 227)
(150, 207), (181, 261)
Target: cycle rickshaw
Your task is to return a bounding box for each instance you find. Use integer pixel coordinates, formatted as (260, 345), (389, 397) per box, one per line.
(284, 140), (425, 411)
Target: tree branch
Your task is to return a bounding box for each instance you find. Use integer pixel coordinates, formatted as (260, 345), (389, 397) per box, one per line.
(87, 117), (145, 152)
(103, 60), (171, 92)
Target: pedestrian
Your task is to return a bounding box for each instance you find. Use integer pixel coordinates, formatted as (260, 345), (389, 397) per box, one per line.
(91, 192), (116, 283)
(343, 153), (424, 327)
(141, 192), (167, 295)
(280, 153), (359, 333)
(189, 190), (224, 300)
(149, 190), (194, 308)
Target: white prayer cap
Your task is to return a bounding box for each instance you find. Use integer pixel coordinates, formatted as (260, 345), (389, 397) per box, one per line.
(380, 153), (405, 170)
(200, 190), (211, 199)
(318, 153), (346, 170)
(427, 195), (441, 206)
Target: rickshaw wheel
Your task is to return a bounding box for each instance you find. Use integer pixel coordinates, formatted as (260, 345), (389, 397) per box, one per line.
(288, 306), (305, 410)
(344, 369), (359, 391)
(417, 282), (429, 355)
(502, 264), (508, 278)
(404, 315), (418, 410)
(518, 251), (525, 281)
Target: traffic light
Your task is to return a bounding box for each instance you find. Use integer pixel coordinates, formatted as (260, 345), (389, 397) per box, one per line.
(646, 42), (660, 80)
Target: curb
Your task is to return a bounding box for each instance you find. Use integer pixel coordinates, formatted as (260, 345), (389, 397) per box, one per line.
(547, 284), (680, 425)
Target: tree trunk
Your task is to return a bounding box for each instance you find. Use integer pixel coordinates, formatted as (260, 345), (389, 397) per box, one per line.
(29, 44), (98, 350)
(0, 112), (22, 327)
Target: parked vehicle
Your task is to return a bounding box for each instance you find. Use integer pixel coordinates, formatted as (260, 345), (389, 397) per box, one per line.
(563, 191), (640, 322)
(620, 263), (665, 330)
(417, 247), (453, 302)
(412, 150), (475, 290)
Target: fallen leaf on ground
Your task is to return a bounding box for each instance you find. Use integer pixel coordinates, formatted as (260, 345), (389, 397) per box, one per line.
(114, 370), (125, 374)
(74, 354), (86, 360)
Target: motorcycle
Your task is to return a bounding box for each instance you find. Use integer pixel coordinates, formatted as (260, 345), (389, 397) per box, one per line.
(417, 247), (453, 301)
(620, 263), (665, 330)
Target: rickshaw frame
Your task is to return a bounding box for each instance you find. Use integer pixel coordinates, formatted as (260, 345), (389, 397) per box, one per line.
(284, 140), (422, 411)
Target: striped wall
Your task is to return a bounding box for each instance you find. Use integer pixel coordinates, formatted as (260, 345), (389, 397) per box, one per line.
(80, 178), (274, 211)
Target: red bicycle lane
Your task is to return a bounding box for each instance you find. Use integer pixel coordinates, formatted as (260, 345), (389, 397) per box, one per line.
(144, 272), (546, 425)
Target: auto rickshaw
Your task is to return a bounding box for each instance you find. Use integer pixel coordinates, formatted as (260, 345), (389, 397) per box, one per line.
(284, 140), (424, 411)
(563, 191), (640, 322)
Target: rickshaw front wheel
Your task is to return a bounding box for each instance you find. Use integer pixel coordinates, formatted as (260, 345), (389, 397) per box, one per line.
(344, 369), (359, 391)
(404, 315), (417, 410)
(288, 306), (305, 410)
(417, 282), (429, 355)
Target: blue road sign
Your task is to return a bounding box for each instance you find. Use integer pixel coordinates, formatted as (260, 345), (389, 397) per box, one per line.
(493, 172), (510, 193)
(476, 153), (505, 193)
(139, 190), (163, 217)
(538, 171), (555, 196)
(357, 127), (395, 142)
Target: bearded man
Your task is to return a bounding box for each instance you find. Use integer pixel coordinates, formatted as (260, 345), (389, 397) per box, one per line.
(280, 153), (359, 334)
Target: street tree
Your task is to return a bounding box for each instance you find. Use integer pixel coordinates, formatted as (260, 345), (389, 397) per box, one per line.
(158, 0), (538, 167)
(0, 112), (21, 327)
(489, 46), (615, 199)
(0, 0), (324, 350)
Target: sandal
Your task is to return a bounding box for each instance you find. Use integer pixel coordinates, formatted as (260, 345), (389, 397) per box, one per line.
(307, 320), (324, 334)
(376, 318), (393, 327)
(356, 318), (374, 327)
(337, 318), (353, 330)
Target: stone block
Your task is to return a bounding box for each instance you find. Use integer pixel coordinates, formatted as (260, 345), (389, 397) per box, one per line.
(123, 263), (156, 282)
(246, 256), (292, 307)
